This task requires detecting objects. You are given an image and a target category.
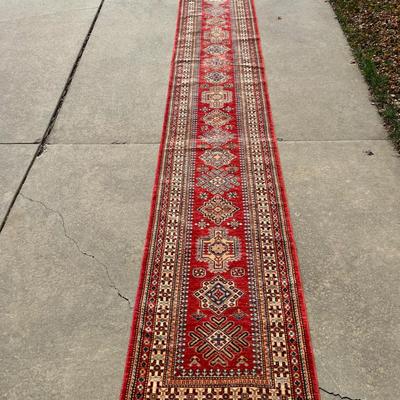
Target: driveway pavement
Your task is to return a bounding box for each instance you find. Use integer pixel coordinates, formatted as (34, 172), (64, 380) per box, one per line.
(1, 0), (399, 399)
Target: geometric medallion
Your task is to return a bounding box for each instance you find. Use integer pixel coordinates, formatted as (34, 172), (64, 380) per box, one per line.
(204, 56), (230, 70)
(203, 109), (232, 128)
(205, 0), (226, 6)
(197, 228), (240, 273)
(207, 330), (231, 350)
(204, 71), (229, 84)
(201, 127), (233, 146)
(204, 26), (229, 43)
(197, 168), (239, 195)
(202, 86), (232, 110)
(194, 275), (243, 314)
(198, 194), (239, 225)
(201, 86), (232, 108)
(188, 316), (249, 367)
(205, 44), (230, 55)
(205, 16), (227, 27)
(199, 149), (235, 168)
(205, 7), (226, 17)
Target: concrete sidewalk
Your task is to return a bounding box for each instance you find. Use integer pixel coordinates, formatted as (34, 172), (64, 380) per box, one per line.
(0, 0), (399, 399)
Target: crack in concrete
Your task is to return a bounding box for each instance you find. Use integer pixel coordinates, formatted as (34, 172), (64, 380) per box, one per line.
(320, 387), (363, 400)
(20, 193), (133, 308)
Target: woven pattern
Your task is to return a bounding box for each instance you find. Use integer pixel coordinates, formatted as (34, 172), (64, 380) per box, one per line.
(120, 0), (320, 398)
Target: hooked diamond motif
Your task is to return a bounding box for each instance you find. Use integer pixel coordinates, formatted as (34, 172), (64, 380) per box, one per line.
(204, 26), (229, 43)
(201, 128), (233, 146)
(194, 275), (243, 314)
(205, 44), (230, 55)
(205, 71), (229, 84)
(205, 6), (226, 17)
(199, 194), (239, 225)
(203, 109), (231, 128)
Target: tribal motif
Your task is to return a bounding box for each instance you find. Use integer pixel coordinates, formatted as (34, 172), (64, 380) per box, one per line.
(200, 148), (235, 168)
(204, 56), (230, 70)
(194, 275), (243, 314)
(205, 44), (230, 55)
(201, 127), (233, 146)
(204, 26), (229, 43)
(206, 16), (227, 27)
(197, 228), (241, 273)
(199, 194), (239, 224)
(203, 109), (231, 127)
(205, 6), (226, 16)
(188, 316), (249, 366)
(120, 0), (320, 398)
(201, 86), (232, 108)
(204, 71), (229, 84)
(197, 168), (239, 194)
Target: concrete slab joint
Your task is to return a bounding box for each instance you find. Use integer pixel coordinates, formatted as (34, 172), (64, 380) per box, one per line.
(0, 0), (106, 232)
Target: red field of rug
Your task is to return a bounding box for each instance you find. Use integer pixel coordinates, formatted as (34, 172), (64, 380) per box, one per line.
(120, 0), (320, 398)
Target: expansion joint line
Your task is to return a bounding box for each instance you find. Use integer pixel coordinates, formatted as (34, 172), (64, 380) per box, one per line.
(0, 0), (106, 234)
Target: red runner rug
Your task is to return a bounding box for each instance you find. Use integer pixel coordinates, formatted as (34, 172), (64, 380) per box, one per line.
(121, 0), (320, 398)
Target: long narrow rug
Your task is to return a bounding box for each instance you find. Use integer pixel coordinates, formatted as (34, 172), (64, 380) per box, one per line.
(120, 0), (320, 398)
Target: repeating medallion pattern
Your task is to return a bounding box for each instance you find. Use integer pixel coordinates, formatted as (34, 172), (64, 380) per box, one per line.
(189, 316), (249, 367)
(121, 0), (320, 398)
(194, 275), (243, 314)
(200, 149), (235, 168)
(198, 194), (239, 224)
(197, 228), (241, 273)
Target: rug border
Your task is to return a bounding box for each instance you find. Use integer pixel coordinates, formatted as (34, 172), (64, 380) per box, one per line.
(119, 0), (321, 397)
(248, 0), (321, 397)
(119, 0), (184, 397)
